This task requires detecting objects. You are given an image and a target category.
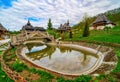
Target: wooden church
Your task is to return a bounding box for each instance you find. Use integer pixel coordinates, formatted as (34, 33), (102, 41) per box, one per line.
(58, 20), (71, 33)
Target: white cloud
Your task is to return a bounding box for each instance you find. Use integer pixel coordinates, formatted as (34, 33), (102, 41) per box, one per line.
(0, 0), (120, 31)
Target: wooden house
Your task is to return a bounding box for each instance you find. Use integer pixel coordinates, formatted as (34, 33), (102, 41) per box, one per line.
(90, 15), (115, 30)
(58, 20), (71, 33)
(0, 23), (8, 39)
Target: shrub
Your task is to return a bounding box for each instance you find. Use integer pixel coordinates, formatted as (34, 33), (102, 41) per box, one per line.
(57, 77), (73, 82)
(107, 75), (117, 82)
(74, 75), (92, 82)
(36, 70), (54, 80)
(57, 75), (92, 82)
(11, 60), (28, 72)
(96, 74), (106, 80)
(28, 68), (37, 74)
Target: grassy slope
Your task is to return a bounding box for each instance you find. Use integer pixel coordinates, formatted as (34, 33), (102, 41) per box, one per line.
(65, 26), (120, 44)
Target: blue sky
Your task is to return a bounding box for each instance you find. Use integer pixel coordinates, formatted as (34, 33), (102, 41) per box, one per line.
(0, 0), (120, 31)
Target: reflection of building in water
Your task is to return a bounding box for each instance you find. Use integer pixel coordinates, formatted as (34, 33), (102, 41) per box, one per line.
(81, 56), (91, 65)
(26, 44), (56, 60)
(58, 46), (72, 53)
(23, 44), (98, 74)
(26, 43), (44, 52)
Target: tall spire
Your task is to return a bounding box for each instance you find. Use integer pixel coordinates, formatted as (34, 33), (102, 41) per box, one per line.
(27, 20), (31, 25)
(67, 20), (69, 25)
(66, 20), (69, 26)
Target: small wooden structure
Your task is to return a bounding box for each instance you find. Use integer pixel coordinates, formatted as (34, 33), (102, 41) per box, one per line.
(0, 23), (8, 39)
(58, 20), (71, 33)
(58, 20), (72, 39)
(90, 15), (115, 30)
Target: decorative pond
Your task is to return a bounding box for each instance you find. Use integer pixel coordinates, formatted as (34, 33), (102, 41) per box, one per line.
(21, 43), (99, 75)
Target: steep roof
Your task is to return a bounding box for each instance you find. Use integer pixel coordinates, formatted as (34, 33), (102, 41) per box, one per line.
(0, 23), (7, 31)
(22, 20), (46, 31)
(22, 20), (33, 30)
(92, 15), (109, 24)
(34, 27), (46, 31)
(58, 20), (71, 31)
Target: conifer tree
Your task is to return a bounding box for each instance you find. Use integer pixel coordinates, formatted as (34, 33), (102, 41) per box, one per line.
(82, 14), (90, 37)
(47, 18), (53, 30)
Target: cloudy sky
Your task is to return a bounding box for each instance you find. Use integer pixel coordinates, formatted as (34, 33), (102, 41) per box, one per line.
(0, 0), (120, 31)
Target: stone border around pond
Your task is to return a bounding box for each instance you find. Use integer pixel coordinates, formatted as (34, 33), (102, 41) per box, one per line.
(18, 41), (104, 76)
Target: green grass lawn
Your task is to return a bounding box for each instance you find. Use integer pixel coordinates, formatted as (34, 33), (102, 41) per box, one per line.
(65, 26), (120, 44)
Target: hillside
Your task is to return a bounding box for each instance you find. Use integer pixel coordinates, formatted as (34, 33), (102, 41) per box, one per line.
(60, 7), (120, 44)
(72, 7), (120, 29)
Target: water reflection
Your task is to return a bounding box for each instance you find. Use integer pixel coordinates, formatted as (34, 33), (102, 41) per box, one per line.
(24, 43), (98, 74)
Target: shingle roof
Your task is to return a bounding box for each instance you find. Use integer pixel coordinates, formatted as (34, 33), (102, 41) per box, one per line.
(22, 20), (46, 31)
(0, 23), (7, 31)
(93, 15), (109, 24)
(58, 21), (71, 31)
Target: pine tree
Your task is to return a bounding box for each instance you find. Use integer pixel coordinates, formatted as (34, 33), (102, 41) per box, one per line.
(82, 14), (90, 37)
(47, 18), (53, 30)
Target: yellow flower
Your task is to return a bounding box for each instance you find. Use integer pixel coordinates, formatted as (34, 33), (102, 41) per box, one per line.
(15, 58), (18, 61)
(2, 75), (5, 78)
(19, 61), (22, 64)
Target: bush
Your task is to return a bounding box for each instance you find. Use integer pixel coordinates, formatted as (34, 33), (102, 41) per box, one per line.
(96, 74), (106, 80)
(57, 75), (92, 82)
(107, 75), (117, 82)
(74, 75), (92, 82)
(36, 70), (54, 80)
(28, 68), (37, 74)
(11, 60), (28, 72)
(57, 77), (73, 82)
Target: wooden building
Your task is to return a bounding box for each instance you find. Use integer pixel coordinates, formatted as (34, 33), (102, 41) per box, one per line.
(90, 15), (115, 30)
(58, 20), (71, 33)
(11, 20), (52, 44)
(0, 23), (8, 39)
(22, 20), (46, 32)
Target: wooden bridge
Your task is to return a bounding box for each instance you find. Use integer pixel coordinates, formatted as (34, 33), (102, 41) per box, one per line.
(11, 31), (54, 44)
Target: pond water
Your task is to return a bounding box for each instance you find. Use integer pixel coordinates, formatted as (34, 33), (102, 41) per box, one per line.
(24, 43), (98, 75)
